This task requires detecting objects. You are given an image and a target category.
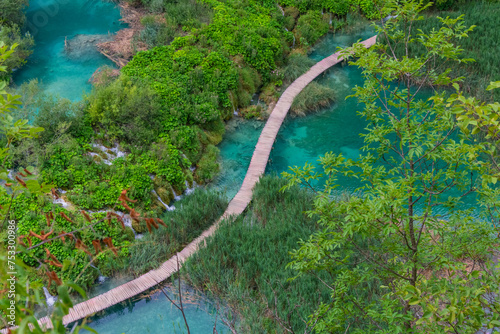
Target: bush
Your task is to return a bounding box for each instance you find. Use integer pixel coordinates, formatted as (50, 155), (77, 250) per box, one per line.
(195, 144), (220, 184)
(139, 15), (178, 48)
(282, 52), (315, 84)
(294, 10), (329, 46)
(86, 77), (165, 147)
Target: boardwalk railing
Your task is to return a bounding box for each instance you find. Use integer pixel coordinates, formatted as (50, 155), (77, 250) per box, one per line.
(10, 35), (377, 332)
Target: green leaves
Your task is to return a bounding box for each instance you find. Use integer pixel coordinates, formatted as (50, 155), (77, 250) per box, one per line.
(285, 1), (500, 332)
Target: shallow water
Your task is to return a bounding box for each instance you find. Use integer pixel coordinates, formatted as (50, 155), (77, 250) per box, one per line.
(13, 0), (125, 100)
(82, 285), (231, 334)
(217, 28), (478, 214)
(211, 118), (264, 198)
(216, 29), (374, 195)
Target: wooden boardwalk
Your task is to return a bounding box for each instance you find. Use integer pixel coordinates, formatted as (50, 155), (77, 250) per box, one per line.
(12, 35), (377, 332)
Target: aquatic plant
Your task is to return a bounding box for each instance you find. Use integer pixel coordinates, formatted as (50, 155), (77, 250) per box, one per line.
(291, 81), (335, 116)
(282, 52), (315, 84)
(126, 188), (227, 276)
(184, 176), (374, 332)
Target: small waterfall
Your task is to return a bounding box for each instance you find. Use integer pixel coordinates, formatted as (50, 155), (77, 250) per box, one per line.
(90, 143), (126, 165)
(114, 211), (144, 238)
(173, 187), (183, 201)
(89, 152), (112, 165)
(97, 275), (108, 284)
(109, 145), (126, 159)
(89, 264), (108, 284)
(151, 190), (175, 211)
(277, 3), (285, 16)
(53, 198), (71, 208)
(43, 287), (57, 307)
(185, 180), (197, 195)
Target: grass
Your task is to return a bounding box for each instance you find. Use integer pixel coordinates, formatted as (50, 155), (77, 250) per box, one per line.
(183, 176), (332, 333)
(119, 188), (227, 276)
(291, 81), (335, 116)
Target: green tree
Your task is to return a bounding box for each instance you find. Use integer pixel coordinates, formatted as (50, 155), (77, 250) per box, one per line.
(283, 1), (500, 332)
(0, 0), (28, 27)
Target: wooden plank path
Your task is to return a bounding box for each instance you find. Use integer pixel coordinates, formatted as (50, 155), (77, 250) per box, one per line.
(8, 35), (377, 332)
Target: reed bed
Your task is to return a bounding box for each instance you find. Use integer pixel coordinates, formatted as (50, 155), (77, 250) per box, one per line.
(123, 189), (227, 276)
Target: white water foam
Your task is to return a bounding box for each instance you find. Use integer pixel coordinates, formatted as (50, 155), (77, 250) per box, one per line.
(43, 287), (57, 307)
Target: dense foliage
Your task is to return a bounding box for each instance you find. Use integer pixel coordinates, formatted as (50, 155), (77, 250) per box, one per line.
(0, 0), (33, 79)
(284, 1), (500, 332)
(391, 0), (500, 102)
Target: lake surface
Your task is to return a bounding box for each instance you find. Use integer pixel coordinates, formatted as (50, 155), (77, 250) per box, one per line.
(215, 29), (374, 197)
(82, 284), (231, 334)
(13, 0), (125, 100)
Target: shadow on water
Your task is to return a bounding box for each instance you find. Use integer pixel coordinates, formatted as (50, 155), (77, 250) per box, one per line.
(13, 0), (126, 100)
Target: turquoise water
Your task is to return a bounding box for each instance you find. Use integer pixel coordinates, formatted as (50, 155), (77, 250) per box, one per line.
(212, 118), (264, 198)
(13, 0), (125, 100)
(82, 285), (230, 334)
(215, 30), (374, 195)
(216, 28), (478, 213)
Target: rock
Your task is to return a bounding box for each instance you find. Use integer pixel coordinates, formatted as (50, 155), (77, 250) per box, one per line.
(157, 187), (174, 204)
(65, 34), (113, 60)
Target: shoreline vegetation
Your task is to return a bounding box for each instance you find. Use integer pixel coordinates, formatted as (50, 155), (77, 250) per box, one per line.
(1, 0), (500, 332)
(2, 0), (382, 294)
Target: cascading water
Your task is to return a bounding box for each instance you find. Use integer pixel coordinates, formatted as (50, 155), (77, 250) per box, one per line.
(185, 180), (197, 195)
(42, 287), (57, 308)
(151, 190), (175, 211)
(53, 198), (71, 209)
(89, 264), (108, 284)
(90, 143), (126, 165)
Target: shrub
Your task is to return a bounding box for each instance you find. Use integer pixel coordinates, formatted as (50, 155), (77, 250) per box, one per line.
(291, 81), (334, 115)
(86, 77), (165, 147)
(294, 10), (329, 46)
(282, 52), (315, 84)
(195, 144), (220, 184)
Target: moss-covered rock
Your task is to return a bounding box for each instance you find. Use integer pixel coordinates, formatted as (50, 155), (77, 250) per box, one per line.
(156, 186), (174, 204)
(184, 169), (194, 188)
